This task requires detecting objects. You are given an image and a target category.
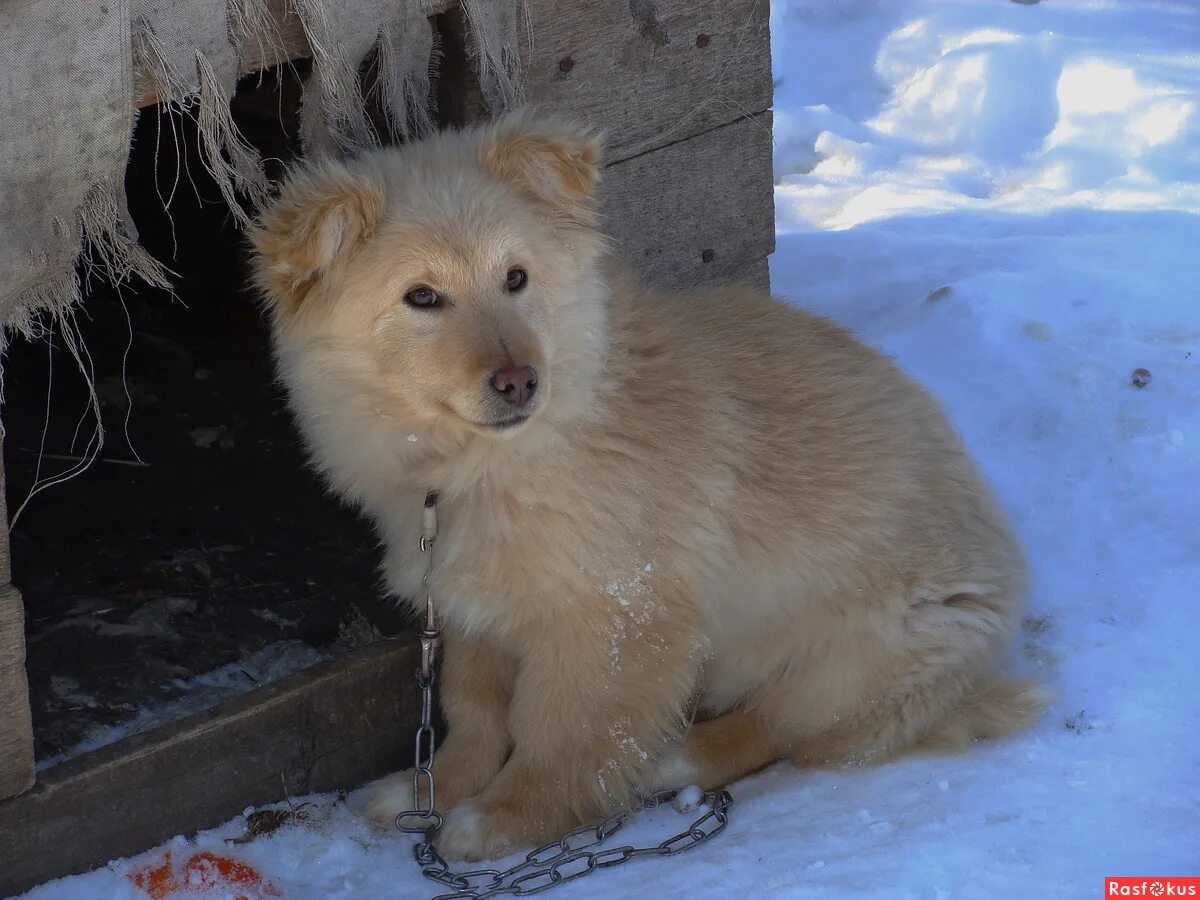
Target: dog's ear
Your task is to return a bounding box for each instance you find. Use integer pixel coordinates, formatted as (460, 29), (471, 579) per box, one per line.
(480, 111), (603, 227)
(249, 160), (385, 313)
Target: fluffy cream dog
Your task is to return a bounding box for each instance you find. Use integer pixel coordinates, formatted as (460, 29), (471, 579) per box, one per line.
(249, 110), (1044, 861)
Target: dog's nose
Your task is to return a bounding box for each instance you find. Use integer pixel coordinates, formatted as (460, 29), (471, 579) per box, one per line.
(489, 364), (538, 407)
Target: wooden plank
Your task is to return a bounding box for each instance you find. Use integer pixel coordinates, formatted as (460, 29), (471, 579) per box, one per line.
(523, 0), (771, 164)
(739, 255), (771, 294)
(0, 585), (34, 806)
(0, 639), (419, 897)
(0, 425), (35, 805)
(600, 113), (775, 291)
(0, 429), (11, 584)
(134, 0), (456, 108)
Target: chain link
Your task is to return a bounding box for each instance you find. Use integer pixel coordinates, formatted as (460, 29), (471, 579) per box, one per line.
(394, 490), (444, 836)
(395, 489), (733, 898)
(411, 788), (733, 899)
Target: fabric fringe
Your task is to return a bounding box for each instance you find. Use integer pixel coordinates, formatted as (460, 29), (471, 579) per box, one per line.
(375, 0), (438, 143)
(292, 0), (380, 156)
(133, 24), (268, 226)
(5, 302), (107, 529)
(0, 273), (79, 361)
(461, 0), (528, 113)
(228, 0), (287, 81)
(0, 182), (171, 359)
(195, 51), (272, 223)
(77, 182), (173, 293)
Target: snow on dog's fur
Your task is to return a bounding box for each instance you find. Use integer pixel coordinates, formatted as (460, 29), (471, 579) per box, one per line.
(249, 110), (1044, 861)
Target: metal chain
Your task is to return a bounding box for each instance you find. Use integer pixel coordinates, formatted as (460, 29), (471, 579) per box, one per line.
(394, 489), (733, 899)
(394, 490), (444, 836)
(412, 788), (734, 899)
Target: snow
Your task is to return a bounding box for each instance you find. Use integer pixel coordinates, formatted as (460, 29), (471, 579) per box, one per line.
(18, 1), (1200, 897)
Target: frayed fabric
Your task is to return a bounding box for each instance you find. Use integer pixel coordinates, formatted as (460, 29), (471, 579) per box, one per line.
(0, 0), (149, 350)
(461, 0), (528, 113)
(0, 0), (526, 347)
(375, 0), (439, 144)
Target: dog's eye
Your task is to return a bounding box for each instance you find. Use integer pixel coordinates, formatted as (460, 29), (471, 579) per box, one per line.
(505, 268), (528, 293)
(404, 286), (440, 308)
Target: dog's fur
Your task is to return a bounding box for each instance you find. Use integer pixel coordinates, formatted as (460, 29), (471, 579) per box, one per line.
(249, 110), (1044, 861)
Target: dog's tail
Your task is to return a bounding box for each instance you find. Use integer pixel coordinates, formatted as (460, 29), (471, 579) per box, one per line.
(919, 677), (1050, 751)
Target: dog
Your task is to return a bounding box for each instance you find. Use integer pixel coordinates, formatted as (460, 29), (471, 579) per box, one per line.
(248, 109), (1044, 861)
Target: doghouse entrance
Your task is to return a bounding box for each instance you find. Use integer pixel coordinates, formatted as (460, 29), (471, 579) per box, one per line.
(2, 64), (408, 769)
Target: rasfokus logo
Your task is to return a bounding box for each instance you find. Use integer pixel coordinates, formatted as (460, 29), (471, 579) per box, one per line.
(1106, 878), (1200, 897)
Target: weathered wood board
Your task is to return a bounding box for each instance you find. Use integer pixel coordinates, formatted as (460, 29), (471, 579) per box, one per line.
(0, 584), (32, 804)
(0, 639), (419, 897)
(523, 0), (771, 165)
(600, 113), (775, 291)
(0, 428), (35, 806)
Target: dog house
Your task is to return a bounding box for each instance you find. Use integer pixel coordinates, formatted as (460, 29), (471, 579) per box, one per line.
(0, 0), (772, 892)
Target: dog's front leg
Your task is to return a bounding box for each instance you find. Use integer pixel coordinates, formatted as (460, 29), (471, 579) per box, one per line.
(435, 604), (702, 860)
(350, 629), (515, 827)
(430, 629), (518, 801)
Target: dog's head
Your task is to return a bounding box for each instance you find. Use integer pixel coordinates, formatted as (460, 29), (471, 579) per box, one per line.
(249, 111), (606, 441)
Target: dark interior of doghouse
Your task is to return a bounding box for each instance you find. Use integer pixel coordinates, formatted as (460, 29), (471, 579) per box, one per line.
(2, 54), (456, 765)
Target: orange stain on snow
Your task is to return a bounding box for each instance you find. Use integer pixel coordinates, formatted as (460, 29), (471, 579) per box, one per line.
(129, 849), (283, 899)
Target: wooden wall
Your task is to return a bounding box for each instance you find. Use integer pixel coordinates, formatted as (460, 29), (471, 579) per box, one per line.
(523, 0), (774, 290)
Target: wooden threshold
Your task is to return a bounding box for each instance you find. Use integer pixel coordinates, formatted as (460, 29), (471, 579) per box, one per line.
(0, 638), (418, 898)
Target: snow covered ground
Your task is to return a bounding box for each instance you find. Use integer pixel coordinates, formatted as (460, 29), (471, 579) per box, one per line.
(17, 1), (1200, 897)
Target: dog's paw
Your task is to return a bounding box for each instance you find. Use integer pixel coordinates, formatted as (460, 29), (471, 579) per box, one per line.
(346, 770), (416, 829)
(645, 743), (700, 791)
(435, 802), (519, 861)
